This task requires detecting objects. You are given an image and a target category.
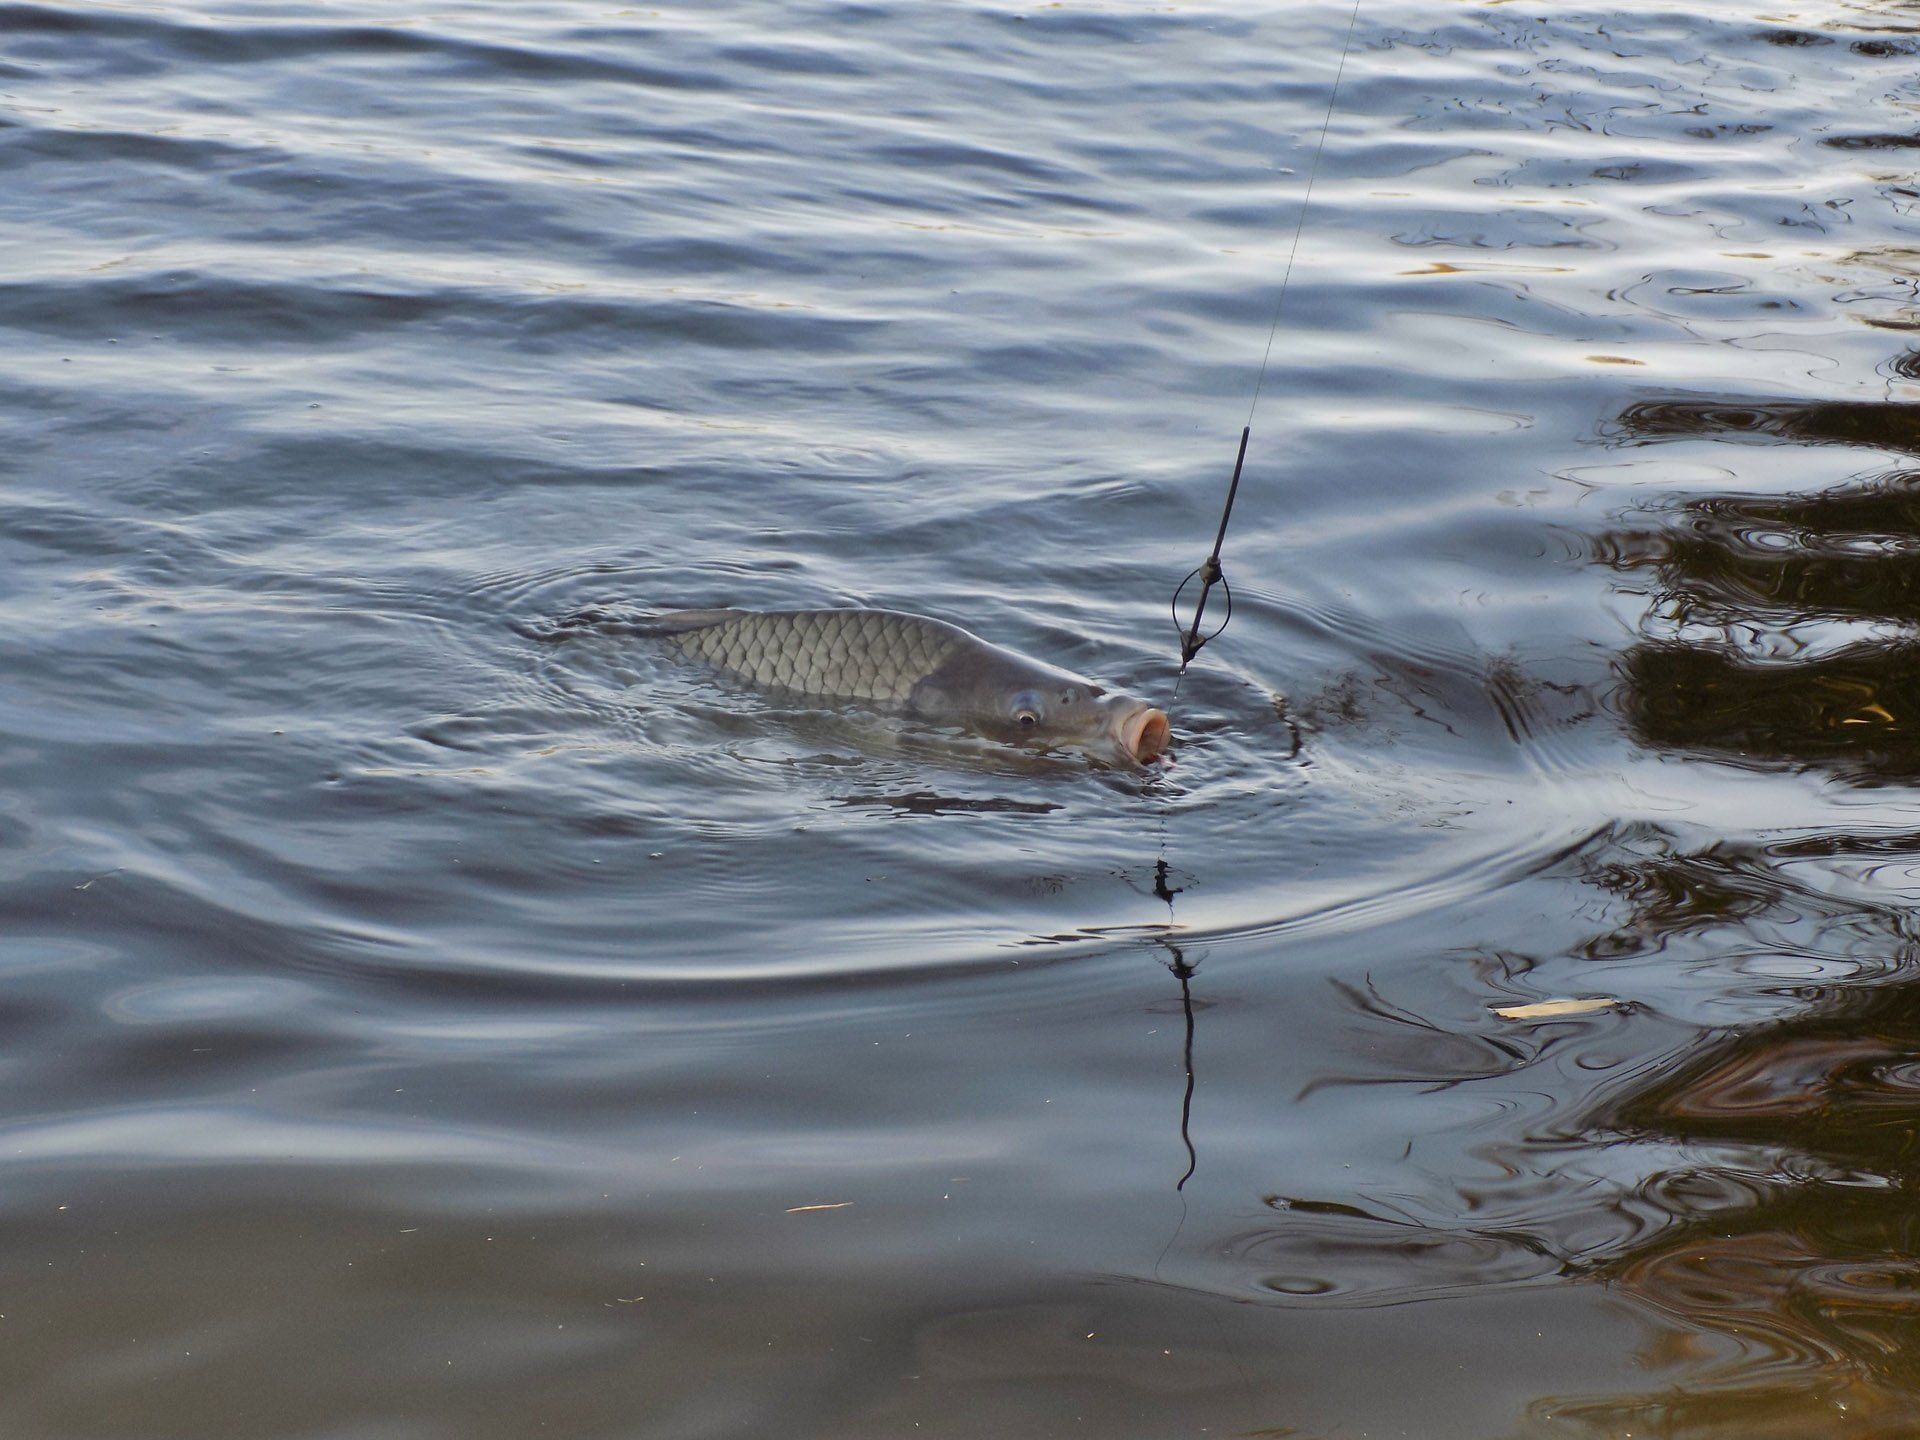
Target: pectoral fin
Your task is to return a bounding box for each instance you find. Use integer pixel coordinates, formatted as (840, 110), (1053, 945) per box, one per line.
(906, 676), (954, 719)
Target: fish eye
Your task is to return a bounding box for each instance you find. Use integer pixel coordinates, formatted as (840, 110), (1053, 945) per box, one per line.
(1060, 689), (1077, 704)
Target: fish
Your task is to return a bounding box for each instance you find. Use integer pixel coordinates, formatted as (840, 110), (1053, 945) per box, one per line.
(618, 607), (1170, 765)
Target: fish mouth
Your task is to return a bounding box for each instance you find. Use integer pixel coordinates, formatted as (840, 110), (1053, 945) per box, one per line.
(1118, 705), (1171, 763)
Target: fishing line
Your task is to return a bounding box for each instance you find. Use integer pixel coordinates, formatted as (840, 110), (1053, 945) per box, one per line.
(1152, 0), (1366, 1170)
(1171, 0), (1367, 676)
(1145, 8), (1367, 1419)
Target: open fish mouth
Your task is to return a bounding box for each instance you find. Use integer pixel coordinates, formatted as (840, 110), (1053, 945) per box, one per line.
(1118, 706), (1171, 763)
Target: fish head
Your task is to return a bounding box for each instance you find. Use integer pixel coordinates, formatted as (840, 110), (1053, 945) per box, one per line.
(914, 647), (1170, 766)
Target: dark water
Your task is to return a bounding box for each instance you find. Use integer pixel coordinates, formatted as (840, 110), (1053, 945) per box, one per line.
(5, 0), (1920, 1434)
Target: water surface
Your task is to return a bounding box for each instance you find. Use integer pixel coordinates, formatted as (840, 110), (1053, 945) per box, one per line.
(4, 0), (1920, 1434)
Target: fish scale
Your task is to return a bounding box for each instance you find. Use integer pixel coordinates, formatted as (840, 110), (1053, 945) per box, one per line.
(670, 609), (965, 703)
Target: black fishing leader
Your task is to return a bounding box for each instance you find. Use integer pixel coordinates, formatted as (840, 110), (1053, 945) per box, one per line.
(1171, 425), (1246, 671)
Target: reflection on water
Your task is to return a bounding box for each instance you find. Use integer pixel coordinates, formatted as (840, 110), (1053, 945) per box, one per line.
(1539, 924), (1920, 1436)
(1527, 346), (1920, 1429)
(1625, 642), (1920, 776)
(1616, 397), (1920, 453)
(1611, 390), (1920, 776)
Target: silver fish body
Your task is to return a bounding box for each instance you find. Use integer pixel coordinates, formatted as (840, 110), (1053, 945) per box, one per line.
(647, 607), (1169, 764)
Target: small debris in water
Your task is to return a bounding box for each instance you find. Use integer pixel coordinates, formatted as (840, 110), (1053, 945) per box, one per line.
(1492, 997), (1621, 1021)
(785, 1202), (853, 1214)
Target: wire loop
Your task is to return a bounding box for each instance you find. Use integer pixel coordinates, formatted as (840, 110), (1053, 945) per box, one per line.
(1171, 564), (1233, 664)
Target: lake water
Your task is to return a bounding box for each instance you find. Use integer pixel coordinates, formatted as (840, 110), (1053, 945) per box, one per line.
(4, 1), (1919, 1434)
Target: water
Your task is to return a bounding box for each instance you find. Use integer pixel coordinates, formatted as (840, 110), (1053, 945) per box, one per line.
(4, 1), (1918, 1434)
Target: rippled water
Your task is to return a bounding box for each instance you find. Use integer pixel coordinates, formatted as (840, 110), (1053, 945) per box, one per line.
(5, 0), (1920, 1434)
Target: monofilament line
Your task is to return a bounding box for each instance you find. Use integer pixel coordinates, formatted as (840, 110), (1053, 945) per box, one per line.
(1244, 0), (1366, 431)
